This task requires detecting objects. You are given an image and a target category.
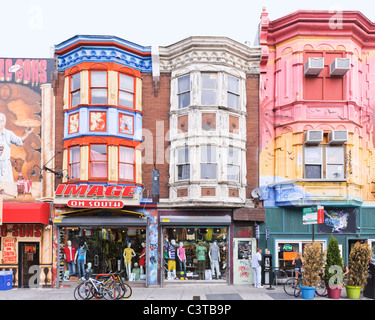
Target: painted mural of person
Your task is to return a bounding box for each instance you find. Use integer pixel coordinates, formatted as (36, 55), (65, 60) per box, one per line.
(0, 113), (33, 182)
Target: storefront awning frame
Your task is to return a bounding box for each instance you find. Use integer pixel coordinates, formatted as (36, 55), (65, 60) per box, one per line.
(54, 215), (148, 227)
(159, 215), (231, 226)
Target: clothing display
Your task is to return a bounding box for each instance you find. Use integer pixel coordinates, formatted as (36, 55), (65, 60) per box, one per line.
(163, 227), (228, 281)
(139, 248), (146, 267)
(124, 247), (135, 264)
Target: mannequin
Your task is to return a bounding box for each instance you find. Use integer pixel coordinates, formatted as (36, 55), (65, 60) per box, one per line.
(86, 262), (93, 278)
(123, 242), (136, 280)
(75, 243), (87, 280)
(196, 242), (207, 280)
(177, 242), (186, 279)
(209, 241), (221, 280)
(132, 262), (140, 281)
(139, 242), (146, 275)
(168, 239), (177, 279)
(63, 240), (77, 280)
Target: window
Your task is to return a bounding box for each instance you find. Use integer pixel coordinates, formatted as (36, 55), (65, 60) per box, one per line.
(69, 146), (80, 179)
(177, 147), (190, 180)
(201, 73), (217, 105)
(227, 147), (240, 181)
(90, 144), (107, 178)
(227, 75), (239, 109)
(304, 146), (345, 179)
(201, 146), (217, 179)
(177, 75), (190, 109)
(119, 146), (134, 180)
(90, 71), (107, 104)
(119, 74), (134, 108)
(70, 73), (80, 107)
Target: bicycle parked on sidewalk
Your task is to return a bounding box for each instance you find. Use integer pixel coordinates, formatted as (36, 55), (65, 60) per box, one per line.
(95, 270), (132, 299)
(74, 276), (122, 300)
(283, 270), (327, 297)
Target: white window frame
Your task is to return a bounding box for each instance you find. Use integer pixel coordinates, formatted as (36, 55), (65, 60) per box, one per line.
(200, 145), (217, 179)
(177, 147), (190, 181)
(227, 74), (240, 110)
(177, 74), (190, 109)
(201, 72), (217, 106)
(227, 147), (240, 181)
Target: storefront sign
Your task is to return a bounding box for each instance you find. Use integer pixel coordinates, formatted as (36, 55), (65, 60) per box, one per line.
(55, 184), (136, 198)
(67, 200), (124, 208)
(3, 237), (16, 264)
(0, 224), (42, 237)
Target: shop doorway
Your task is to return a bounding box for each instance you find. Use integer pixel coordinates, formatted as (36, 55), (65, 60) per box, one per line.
(18, 242), (40, 288)
(233, 238), (256, 284)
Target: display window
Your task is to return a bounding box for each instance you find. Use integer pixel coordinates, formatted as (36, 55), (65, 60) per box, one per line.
(59, 226), (146, 282)
(163, 227), (228, 281)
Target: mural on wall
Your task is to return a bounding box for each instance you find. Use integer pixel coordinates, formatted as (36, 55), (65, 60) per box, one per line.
(119, 113), (134, 135)
(318, 207), (357, 234)
(0, 57), (54, 200)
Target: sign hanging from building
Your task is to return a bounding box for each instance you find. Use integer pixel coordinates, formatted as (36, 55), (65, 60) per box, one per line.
(303, 206), (324, 225)
(317, 207), (357, 234)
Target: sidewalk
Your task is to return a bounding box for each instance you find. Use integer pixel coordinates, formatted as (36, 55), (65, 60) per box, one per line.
(0, 282), (372, 300)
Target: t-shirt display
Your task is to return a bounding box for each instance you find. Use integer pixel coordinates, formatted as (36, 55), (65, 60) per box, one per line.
(164, 227), (228, 281)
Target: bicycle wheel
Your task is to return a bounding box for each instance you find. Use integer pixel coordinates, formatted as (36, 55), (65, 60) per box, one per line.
(294, 280), (301, 297)
(315, 280), (327, 297)
(76, 281), (95, 300)
(119, 282), (132, 299)
(102, 281), (122, 300)
(283, 278), (296, 296)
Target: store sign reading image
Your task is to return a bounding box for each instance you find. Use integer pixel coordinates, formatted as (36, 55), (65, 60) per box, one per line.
(54, 184), (137, 208)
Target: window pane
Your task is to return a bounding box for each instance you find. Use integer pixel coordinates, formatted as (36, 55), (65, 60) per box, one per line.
(70, 147), (80, 162)
(71, 73), (80, 91)
(228, 75), (239, 93)
(91, 163), (107, 178)
(120, 147), (134, 163)
(178, 148), (189, 164)
(228, 92), (239, 109)
(119, 91), (134, 108)
(91, 71), (107, 87)
(305, 165), (321, 179)
(119, 163), (134, 180)
(228, 148), (240, 165)
(178, 75), (190, 93)
(201, 146), (216, 162)
(70, 163), (80, 179)
(178, 164), (190, 180)
(227, 164), (239, 180)
(120, 74), (134, 92)
(200, 164), (217, 179)
(70, 147), (80, 179)
(326, 164), (344, 179)
(91, 89), (107, 104)
(91, 145), (107, 160)
(305, 147), (322, 164)
(178, 92), (190, 109)
(202, 73), (217, 89)
(71, 91), (80, 107)
(326, 147), (344, 164)
(202, 90), (216, 105)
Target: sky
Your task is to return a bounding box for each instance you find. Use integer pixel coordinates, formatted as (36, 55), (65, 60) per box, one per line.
(1, 0), (375, 58)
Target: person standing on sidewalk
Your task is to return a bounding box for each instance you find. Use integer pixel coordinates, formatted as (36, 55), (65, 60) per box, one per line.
(252, 248), (263, 288)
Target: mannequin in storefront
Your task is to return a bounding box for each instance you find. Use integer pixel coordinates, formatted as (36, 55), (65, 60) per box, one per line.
(123, 242), (136, 280)
(177, 242), (186, 279)
(196, 242), (207, 280)
(86, 262), (93, 278)
(168, 239), (178, 280)
(132, 262), (141, 281)
(209, 241), (221, 280)
(75, 243), (87, 280)
(139, 242), (146, 275)
(63, 240), (77, 280)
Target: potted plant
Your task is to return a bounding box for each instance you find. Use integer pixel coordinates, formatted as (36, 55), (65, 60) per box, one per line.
(346, 241), (372, 299)
(324, 235), (344, 299)
(301, 242), (326, 299)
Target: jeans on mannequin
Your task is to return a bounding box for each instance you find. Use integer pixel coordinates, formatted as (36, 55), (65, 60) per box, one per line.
(67, 261), (76, 277)
(77, 260), (85, 279)
(179, 260), (186, 274)
(210, 259), (221, 279)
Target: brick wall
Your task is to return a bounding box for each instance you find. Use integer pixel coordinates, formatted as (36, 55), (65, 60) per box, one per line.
(141, 73), (171, 200)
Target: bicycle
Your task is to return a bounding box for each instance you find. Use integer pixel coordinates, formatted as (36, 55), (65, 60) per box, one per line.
(95, 270), (132, 299)
(74, 276), (121, 300)
(289, 271), (327, 298)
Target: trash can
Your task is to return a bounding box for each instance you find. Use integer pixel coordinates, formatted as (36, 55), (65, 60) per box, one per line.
(364, 262), (375, 299)
(0, 271), (13, 290)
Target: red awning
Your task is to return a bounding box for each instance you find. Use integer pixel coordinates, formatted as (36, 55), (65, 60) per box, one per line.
(2, 202), (50, 225)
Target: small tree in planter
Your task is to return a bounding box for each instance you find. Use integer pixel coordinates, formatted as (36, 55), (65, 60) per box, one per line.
(346, 241), (372, 299)
(301, 242), (325, 299)
(324, 235), (344, 298)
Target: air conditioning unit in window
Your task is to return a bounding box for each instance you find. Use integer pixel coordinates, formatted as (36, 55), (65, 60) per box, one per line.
(305, 130), (323, 145)
(304, 57), (324, 76)
(330, 58), (351, 76)
(329, 130), (348, 145)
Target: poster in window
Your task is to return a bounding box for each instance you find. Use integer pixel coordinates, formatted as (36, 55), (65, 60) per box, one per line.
(119, 113), (133, 135)
(317, 207), (357, 234)
(89, 111), (106, 131)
